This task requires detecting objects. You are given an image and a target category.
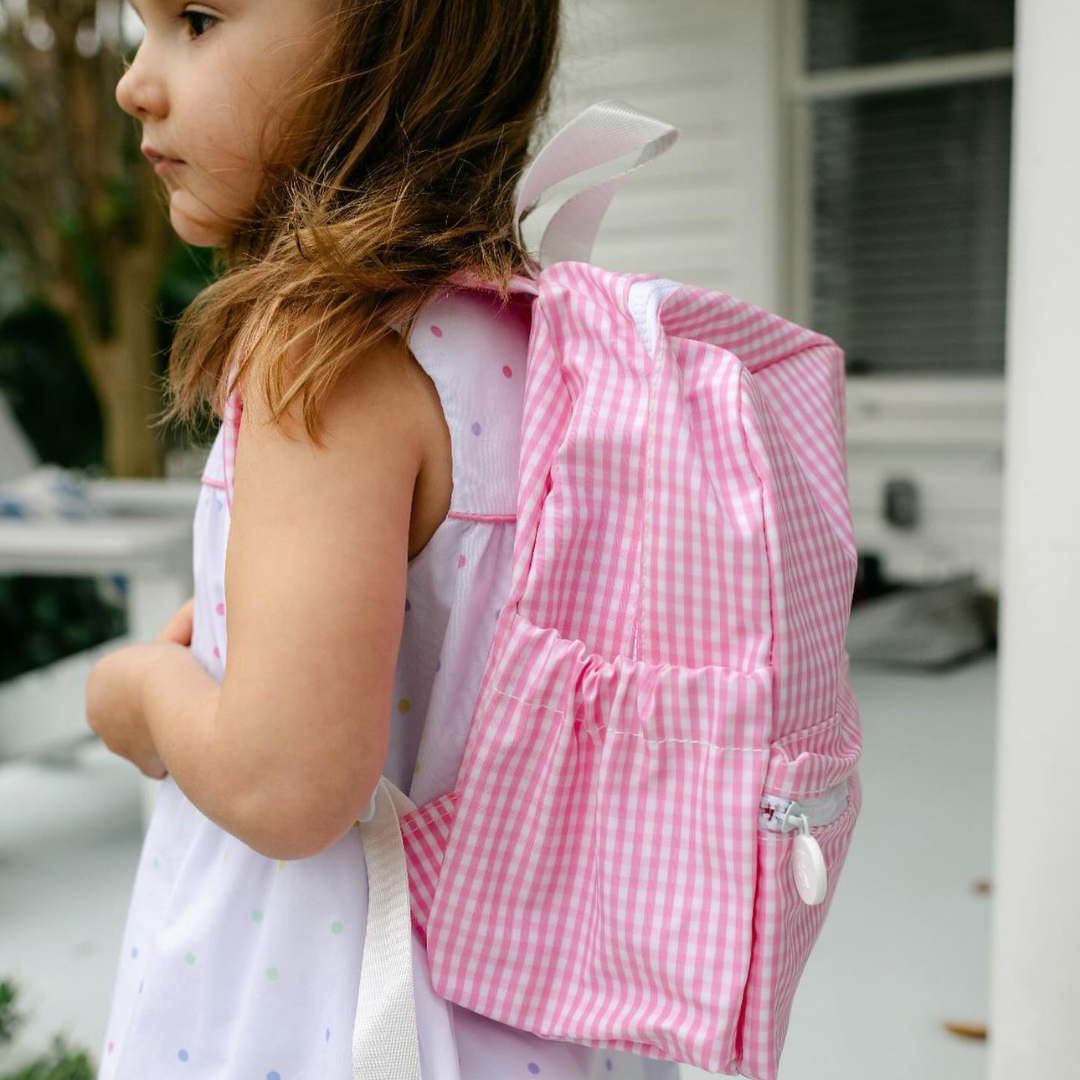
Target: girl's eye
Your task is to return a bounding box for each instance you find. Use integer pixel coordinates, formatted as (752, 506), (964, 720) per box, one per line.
(179, 9), (218, 39)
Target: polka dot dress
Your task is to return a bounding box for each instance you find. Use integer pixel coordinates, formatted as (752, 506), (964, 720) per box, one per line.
(95, 286), (669, 1080)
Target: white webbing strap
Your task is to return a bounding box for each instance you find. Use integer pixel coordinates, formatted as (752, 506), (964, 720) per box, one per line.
(514, 99), (681, 268)
(353, 776), (423, 1080)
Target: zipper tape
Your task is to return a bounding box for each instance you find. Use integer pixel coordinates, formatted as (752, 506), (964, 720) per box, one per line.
(758, 778), (850, 833)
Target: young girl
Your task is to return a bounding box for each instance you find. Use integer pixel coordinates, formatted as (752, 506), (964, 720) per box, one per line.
(85, 1), (667, 1078)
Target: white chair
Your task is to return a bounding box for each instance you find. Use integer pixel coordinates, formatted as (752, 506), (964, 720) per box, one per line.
(0, 391), (200, 829)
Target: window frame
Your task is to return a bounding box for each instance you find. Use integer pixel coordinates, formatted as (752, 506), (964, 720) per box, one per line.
(778, 0), (1012, 425)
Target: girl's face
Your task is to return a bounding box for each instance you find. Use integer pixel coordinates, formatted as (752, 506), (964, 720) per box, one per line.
(116, 0), (334, 248)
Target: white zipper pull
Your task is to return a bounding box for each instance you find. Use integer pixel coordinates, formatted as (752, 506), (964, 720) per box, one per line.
(782, 804), (828, 906)
(759, 781), (849, 907)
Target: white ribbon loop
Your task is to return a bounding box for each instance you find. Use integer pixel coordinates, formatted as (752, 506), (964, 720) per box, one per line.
(514, 99), (681, 268)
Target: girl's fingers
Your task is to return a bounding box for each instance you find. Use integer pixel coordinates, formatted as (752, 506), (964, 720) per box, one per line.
(156, 597), (196, 645)
(140, 755), (169, 780)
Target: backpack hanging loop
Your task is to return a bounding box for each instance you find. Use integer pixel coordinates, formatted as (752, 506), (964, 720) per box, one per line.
(514, 99), (681, 268)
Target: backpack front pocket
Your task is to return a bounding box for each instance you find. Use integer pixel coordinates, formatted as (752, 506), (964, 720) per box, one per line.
(419, 607), (775, 1074)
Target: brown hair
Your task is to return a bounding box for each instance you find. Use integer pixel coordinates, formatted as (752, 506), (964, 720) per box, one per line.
(151, 0), (561, 446)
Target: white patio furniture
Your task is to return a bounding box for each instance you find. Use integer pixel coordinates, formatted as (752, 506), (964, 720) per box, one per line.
(0, 391), (199, 830)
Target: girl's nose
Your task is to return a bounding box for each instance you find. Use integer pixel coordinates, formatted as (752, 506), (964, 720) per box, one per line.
(115, 54), (168, 121)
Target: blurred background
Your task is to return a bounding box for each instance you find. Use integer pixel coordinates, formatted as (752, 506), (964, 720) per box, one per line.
(0, 0), (1035, 1078)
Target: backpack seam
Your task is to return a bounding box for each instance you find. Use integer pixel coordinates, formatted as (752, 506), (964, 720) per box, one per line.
(492, 686), (769, 753)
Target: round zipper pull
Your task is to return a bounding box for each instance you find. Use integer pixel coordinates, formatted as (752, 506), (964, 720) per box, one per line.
(782, 805), (828, 905)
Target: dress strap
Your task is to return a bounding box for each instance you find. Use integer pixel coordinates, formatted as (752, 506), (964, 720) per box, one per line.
(221, 363), (243, 514)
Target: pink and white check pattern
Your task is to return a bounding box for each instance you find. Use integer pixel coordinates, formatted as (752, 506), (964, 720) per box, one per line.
(401, 264), (862, 1080)
(221, 263), (863, 1080)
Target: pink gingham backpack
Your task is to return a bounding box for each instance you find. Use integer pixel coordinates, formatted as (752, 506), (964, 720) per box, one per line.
(349, 101), (864, 1080)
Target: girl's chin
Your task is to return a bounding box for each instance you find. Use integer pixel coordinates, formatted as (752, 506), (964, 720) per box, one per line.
(168, 194), (231, 249)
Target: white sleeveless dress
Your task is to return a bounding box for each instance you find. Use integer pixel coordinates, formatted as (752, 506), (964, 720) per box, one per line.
(95, 286), (671, 1080)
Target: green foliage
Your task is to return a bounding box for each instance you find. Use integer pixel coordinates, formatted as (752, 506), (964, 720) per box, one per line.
(0, 576), (127, 684)
(0, 245), (217, 686)
(0, 298), (127, 685)
(0, 298), (104, 471)
(52, 213), (110, 341)
(0, 980), (22, 1046)
(0, 979), (97, 1080)
(1, 1036), (94, 1080)
(94, 177), (140, 241)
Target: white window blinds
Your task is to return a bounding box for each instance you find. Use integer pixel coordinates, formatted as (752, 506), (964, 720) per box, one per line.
(805, 0), (1014, 375)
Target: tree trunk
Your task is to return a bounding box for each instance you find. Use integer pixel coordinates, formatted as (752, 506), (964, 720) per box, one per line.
(91, 337), (162, 479)
(98, 227), (169, 477)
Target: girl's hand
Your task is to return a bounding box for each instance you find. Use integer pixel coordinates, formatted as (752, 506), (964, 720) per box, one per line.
(156, 596), (196, 646)
(85, 645), (168, 780)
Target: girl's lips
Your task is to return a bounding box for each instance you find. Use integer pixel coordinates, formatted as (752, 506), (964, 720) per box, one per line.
(154, 158), (183, 175)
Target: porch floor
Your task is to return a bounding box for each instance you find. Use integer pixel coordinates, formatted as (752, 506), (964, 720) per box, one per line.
(0, 654), (997, 1080)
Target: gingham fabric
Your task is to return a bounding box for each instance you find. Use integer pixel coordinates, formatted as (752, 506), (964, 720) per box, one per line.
(395, 264), (862, 1080)
(220, 263), (863, 1080)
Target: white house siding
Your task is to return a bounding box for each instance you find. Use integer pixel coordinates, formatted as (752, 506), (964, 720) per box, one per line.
(523, 0), (783, 310)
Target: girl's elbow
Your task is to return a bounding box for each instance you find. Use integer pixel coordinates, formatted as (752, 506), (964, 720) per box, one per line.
(230, 779), (345, 861)
(239, 775), (376, 860)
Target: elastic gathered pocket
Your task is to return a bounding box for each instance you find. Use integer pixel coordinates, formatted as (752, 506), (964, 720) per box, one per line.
(402, 606), (865, 1079)
(418, 607), (777, 1075)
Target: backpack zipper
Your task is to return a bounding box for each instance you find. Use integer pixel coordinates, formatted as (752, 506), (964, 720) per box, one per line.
(757, 778), (851, 906)
(758, 779), (850, 833)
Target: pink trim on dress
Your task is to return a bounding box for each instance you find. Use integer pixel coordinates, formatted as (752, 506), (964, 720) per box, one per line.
(446, 510), (516, 524)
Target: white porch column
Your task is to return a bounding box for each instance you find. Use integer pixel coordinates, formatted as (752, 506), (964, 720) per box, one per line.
(989, 1), (1080, 1076)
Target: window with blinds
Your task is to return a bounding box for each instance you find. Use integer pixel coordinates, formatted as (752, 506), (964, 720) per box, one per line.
(806, 0), (1014, 71)
(805, 0), (1014, 376)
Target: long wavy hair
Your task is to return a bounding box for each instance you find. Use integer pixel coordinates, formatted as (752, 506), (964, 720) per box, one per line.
(151, 0), (561, 446)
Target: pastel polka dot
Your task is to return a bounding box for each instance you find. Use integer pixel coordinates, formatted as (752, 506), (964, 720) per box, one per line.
(430, 325), (443, 337)
(213, 646), (221, 658)
(215, 602), (225, 616)
(130, 946), (138, 958)
(404, 598), (411, 612)
(267, 1072), (281, 1080)
(605, 1059), (613, 1071)
(528, 1064), (540, 1075)
(435, 659), (441, 672)
(178, 1048), (189, 1062)
(138, 981), (143, 994)
(184, 952), (195, 965)
(397, 699), (411, 714)
(471, 421), (481, 435)
(152, 857), (160, 870)
(277, 860), (286, 870)
(502, 365), (513, 378)
(458, 554), (467, 568)
(251, 909), (263, 923)
(414, 760), (421, 774)
(325, 1028), (331, 1042)
(266, 966), (279, 981)
(331, 920), (344, 935)
(107, 1042), (114, 1053)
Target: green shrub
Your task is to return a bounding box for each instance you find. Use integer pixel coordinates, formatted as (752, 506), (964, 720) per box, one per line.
(0, 978), (96, 1080)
